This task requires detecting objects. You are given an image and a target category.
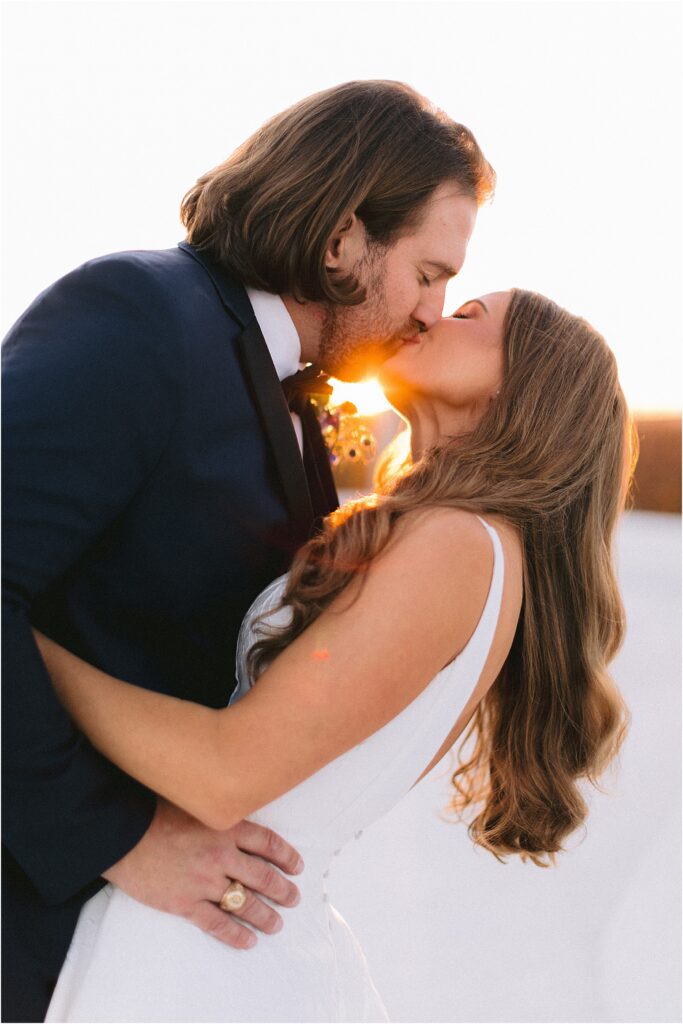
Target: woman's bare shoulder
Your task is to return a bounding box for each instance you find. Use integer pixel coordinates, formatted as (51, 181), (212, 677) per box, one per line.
(382, 506), (523, 618)
(386, 505), (519, 568)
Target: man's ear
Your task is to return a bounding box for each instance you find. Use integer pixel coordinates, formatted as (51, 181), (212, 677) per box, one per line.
(324, 213), (366, 271)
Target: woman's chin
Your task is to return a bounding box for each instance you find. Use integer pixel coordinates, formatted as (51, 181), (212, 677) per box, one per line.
(378, 353), (409, 385)
(378, 375), (413, 418)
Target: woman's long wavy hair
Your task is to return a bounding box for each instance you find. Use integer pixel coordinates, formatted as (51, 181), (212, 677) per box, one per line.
(249, 289), (636, 866)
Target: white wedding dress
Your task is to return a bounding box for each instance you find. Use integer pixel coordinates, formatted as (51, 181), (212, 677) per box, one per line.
(46, 518), (504, 1023)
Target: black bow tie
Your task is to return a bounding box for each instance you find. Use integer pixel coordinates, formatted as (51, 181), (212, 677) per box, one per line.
(281, 365), (333, 404)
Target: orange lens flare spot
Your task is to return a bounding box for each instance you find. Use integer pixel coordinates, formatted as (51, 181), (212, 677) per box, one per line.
(311, 648), (331, 662)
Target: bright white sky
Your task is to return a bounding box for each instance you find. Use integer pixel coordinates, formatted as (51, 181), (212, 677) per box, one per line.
(2, 0), (681, 412)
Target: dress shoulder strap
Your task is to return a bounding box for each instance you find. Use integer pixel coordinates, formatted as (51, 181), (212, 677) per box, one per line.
(469, 515), (506, 652)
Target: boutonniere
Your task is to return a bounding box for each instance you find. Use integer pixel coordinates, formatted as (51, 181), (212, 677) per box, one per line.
(283, 365), (377, 467)
(315, 398), (377, 468)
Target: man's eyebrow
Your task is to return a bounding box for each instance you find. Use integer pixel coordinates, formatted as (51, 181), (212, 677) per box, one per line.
(425, 261), (458, 278)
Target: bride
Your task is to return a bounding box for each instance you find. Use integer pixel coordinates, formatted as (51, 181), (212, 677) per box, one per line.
(37, 287), (632, 1023)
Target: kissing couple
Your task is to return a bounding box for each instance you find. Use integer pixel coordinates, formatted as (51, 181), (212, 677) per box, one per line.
(3, 80), (632, 1023)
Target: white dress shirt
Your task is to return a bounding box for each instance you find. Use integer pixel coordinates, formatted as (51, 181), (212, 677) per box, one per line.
(245, 286), (304, 453)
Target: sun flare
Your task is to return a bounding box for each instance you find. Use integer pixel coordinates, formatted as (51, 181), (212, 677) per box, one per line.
(328, 377), (393, 417)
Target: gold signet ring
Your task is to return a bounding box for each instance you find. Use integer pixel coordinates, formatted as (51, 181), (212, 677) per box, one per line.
(219, 881), (247, 912)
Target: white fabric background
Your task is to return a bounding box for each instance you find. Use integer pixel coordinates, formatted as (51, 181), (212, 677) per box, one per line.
(327, 511), (681, 1023)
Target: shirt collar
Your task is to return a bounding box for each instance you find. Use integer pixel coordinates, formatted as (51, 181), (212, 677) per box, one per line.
(245, 287), (302, 382)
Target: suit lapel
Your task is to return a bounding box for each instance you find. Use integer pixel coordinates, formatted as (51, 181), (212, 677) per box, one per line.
(178, 242), (315, 543)
(235, 320), (314, 544)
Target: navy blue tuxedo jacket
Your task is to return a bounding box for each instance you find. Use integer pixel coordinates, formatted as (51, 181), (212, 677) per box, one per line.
(2, 242), (337, 1021)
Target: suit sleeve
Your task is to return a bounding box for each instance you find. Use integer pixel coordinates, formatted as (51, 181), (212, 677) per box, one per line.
(2, 256), (184, 904)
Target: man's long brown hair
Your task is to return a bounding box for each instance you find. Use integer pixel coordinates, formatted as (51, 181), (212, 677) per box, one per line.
(248, 290), (635, 866)
(180, 80), (495, 304)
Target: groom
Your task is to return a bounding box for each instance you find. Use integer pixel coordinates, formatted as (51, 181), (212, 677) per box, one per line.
(2, 80), (494, 1021)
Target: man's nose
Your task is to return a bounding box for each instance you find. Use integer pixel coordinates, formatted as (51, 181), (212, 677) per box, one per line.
(412, 288), (448, 331)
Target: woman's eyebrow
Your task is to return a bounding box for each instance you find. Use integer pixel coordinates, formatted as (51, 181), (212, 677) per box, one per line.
(452, 299), (490, 315)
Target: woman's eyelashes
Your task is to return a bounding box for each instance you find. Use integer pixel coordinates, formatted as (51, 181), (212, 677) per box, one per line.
(452, 312), (470, 319)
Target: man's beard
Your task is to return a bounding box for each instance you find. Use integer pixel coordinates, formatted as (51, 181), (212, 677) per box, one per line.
(317, 250), (408, 382)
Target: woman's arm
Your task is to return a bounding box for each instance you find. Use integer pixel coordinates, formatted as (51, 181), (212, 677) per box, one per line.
(34, 510), (495, 832)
